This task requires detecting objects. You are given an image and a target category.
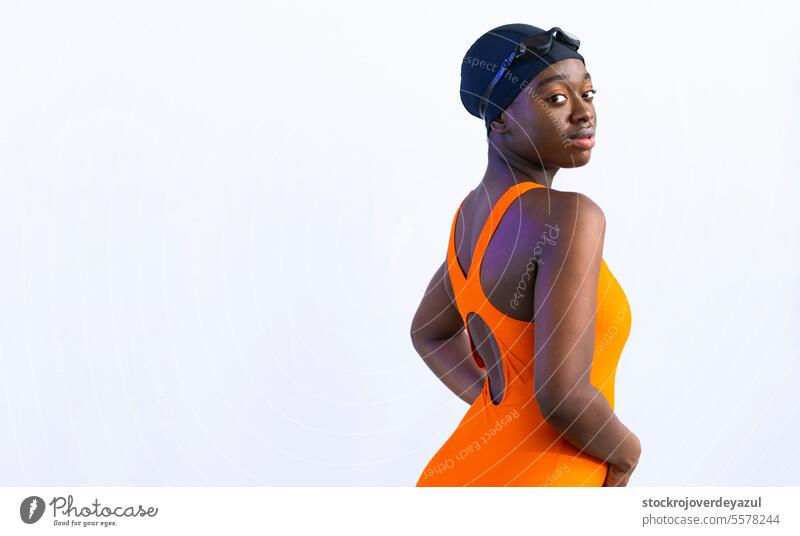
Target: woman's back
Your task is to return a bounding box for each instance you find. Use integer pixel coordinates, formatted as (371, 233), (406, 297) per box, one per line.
(416, 181), (632, 486)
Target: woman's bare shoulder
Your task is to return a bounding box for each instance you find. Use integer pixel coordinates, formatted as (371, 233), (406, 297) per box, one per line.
(519, 186), (605, 224)
(518, 187), (606, 250)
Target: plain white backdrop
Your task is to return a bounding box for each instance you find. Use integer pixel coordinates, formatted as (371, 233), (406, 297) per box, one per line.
(0, 0), (798, 485)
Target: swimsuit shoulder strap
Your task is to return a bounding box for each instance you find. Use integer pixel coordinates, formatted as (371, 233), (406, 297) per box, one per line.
(468, 181), (545, 280)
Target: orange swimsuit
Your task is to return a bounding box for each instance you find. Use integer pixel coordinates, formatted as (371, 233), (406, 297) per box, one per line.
(416, 182), (632, 486)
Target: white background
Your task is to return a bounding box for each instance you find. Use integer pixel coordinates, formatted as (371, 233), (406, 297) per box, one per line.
(0, 0), (798, 485)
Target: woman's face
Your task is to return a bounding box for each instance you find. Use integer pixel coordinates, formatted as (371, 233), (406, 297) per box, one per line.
(490, 58), (597, 168)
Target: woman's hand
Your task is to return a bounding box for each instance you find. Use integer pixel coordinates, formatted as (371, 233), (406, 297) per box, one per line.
(603, 461), (636, 487)
(603, 433), (641, 487)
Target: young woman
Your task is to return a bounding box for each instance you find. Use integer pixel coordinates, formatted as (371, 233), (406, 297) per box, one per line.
(410, 24), (641, 486)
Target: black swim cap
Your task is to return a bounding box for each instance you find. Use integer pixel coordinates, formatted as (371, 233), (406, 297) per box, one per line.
(460, 24), (585, 135)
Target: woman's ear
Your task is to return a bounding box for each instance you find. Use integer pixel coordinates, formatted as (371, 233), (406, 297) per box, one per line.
(490, 111), (512, 135)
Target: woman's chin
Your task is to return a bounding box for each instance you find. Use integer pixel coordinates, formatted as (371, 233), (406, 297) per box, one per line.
(560, 151), (593, 168)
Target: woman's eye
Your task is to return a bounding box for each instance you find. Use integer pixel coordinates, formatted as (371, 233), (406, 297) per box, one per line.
(546, 94), (567, 104)
(583, 88), (597, 99)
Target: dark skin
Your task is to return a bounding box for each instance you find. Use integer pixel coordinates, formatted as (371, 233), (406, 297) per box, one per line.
(410, 59), (641, 486)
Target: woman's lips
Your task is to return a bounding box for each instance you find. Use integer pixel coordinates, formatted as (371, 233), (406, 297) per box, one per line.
(569, 127), (596, 150)
(570, 135), (595, 149)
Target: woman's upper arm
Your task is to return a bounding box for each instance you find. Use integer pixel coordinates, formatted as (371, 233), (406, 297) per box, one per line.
(410, 259), (465, 347)
(532, 192), (606, 416)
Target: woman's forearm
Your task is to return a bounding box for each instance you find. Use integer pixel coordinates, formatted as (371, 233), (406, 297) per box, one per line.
(539, 387), (640, 469)
(413, 329), (485, 405)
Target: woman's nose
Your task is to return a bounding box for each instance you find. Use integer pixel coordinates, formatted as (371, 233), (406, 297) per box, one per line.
(571, 98), (593, 124)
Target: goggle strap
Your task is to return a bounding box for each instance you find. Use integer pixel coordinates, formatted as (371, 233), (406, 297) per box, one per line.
(478, 48), (518, 120)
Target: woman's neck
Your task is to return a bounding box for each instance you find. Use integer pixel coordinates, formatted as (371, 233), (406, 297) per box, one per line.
(481, 147), (559, 193)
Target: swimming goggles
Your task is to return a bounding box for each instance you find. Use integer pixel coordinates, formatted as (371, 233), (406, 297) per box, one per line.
(478, 27), (581, 120)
